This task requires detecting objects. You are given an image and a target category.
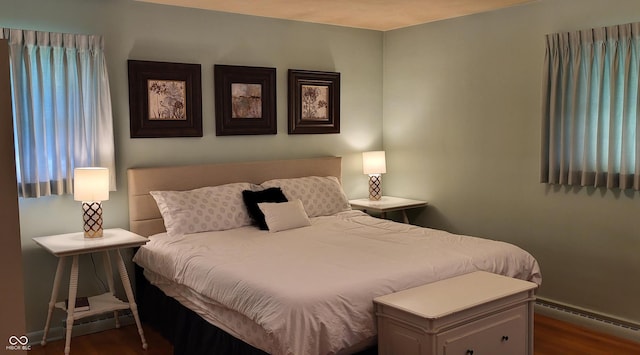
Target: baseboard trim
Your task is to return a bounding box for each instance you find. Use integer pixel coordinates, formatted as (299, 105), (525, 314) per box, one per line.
(535, 297), (640, 343)
(27, 313), (134, 347)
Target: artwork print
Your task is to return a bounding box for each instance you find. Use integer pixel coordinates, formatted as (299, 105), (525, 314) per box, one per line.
(301, 85), (328, 120)
(214, 65), (276, 135)
(148, 80), (187, 120)
(288, 69), (340, 134)
(128, 60), (202, 138)
(231, 83), (262, 118)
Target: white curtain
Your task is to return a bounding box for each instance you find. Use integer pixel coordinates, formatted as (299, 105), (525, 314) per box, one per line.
(1, 29), (115, 198)
(541, 22), (640, 190)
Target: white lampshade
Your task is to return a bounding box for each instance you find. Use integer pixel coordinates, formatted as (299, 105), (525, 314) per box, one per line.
(362, 151), (387, 175)
(74, 167), (110, 202)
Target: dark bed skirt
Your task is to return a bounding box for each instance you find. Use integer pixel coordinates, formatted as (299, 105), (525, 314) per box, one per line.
(135, 265), (377, 355)
(136, 265), (269, 355)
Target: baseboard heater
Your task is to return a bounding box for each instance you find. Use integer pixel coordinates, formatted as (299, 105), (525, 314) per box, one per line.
(535, 297), (640, 343)
(27, 311), (134, 347)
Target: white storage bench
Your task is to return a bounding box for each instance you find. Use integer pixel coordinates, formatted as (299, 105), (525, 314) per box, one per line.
(374, 271), (538, 355)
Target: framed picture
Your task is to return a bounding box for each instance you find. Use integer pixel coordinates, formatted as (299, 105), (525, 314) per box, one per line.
(128, 60), (202, 138)
(288, 69), (340, 134)
(214, 65), (276, 136)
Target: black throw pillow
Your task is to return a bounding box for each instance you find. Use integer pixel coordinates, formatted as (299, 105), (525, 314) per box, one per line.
(242, 188), (288, 230)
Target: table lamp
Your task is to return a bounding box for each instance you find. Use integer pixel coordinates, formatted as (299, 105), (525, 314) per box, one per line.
(362, 151), (386, 201)
(74, 167), (109, 238)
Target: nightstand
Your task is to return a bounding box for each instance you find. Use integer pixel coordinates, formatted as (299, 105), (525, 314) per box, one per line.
(33, 228), (149, 355)
(349, 196), (427, 223)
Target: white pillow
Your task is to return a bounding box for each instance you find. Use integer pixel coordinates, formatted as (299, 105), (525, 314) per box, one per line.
(150, 182), (253, 237)
(260, 176), (351, 217)
(258, 199), (311, 233)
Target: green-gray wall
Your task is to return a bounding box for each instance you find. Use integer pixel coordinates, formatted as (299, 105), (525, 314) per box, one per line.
(383, 0), (640, 325)
(2, 0), (382, 333)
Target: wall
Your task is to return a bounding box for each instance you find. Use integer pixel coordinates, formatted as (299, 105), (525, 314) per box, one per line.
(383, 0), (640, 325)
(1, 0), (383, 333)
(0, 39), (27, 353)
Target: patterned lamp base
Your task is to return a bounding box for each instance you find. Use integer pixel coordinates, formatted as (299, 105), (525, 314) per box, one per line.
(82, 201), (104, 238)
(368, 175), (382, 201)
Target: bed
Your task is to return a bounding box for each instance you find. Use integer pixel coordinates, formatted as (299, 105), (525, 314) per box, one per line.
(128, 156), (541, 355)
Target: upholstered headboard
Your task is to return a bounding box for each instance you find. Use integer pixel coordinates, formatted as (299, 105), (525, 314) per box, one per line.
(127, 156), (342, 237)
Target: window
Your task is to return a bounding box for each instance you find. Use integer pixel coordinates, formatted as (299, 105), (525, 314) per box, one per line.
(541, 22), (640, 190)
(1, 29), (115, 198)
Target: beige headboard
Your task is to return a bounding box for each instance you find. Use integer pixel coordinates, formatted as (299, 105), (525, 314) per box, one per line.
(127, 156), (342, 237)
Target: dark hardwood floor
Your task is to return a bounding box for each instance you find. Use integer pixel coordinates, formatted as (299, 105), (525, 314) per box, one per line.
(534, 314), (640, 355)
(28, 314), (640, 354)
(27, 324), (170, 355)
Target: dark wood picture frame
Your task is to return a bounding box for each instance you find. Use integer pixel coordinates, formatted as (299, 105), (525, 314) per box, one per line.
(128, 60), (202, 138)
(288, 69), (340, 134)
(214, 65), (277, 136)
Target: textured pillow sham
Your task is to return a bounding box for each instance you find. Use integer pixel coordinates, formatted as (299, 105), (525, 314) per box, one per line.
(242, 187), (288, 230)
(260, 176), (351, 218)
(150, 182), (253, 237)
(258, 199), (311, 233)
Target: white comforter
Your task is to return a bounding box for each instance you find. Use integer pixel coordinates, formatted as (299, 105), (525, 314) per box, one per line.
(133, 210), (541, 355)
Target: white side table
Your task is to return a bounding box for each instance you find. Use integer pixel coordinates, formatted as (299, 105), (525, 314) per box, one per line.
(349, 196), (428, 223)
(33, 228), (149, 355)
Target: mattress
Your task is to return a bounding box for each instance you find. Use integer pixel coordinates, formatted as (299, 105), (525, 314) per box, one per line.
(133, 210), (541, 355)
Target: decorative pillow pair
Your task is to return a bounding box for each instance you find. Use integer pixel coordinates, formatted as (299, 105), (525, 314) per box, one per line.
(243, 176), (351, 232)
(151, 176), (351, 236)
(242, 187), (312, 233)
(242, 187), (288, 230)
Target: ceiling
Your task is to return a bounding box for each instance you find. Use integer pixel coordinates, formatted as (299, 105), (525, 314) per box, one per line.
(135, 0), (535, 31)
